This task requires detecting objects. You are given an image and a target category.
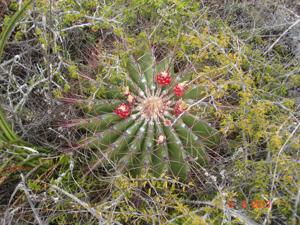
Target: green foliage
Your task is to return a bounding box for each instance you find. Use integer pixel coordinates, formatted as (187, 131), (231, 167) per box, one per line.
(1, 0), (299, 224)
(0, 0), (33, 60)
(0, 107), (19, 144)
(51, 1), (298, 222)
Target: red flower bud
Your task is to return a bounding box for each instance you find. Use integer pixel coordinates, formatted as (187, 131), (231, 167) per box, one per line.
(173, 82), (186, 97)
(173, 100), (187, 116)
(114, 103), (131, 119)
(156, 71), (171, 86)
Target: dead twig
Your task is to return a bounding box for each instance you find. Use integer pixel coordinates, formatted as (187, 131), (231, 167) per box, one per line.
(264, 19), (300, 55)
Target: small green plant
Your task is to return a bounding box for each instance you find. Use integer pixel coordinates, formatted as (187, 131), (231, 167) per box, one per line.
(0, 106), (51, 199)
(64, 46), (221, 179)
(0, 106), (19, 145)
(0, 0), (33, 60)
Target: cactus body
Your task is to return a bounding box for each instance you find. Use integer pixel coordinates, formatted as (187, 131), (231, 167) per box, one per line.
(70, 47), (221, 180)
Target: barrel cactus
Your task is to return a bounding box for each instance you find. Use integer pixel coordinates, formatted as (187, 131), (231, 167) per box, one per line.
(64, 46), (221, 180)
